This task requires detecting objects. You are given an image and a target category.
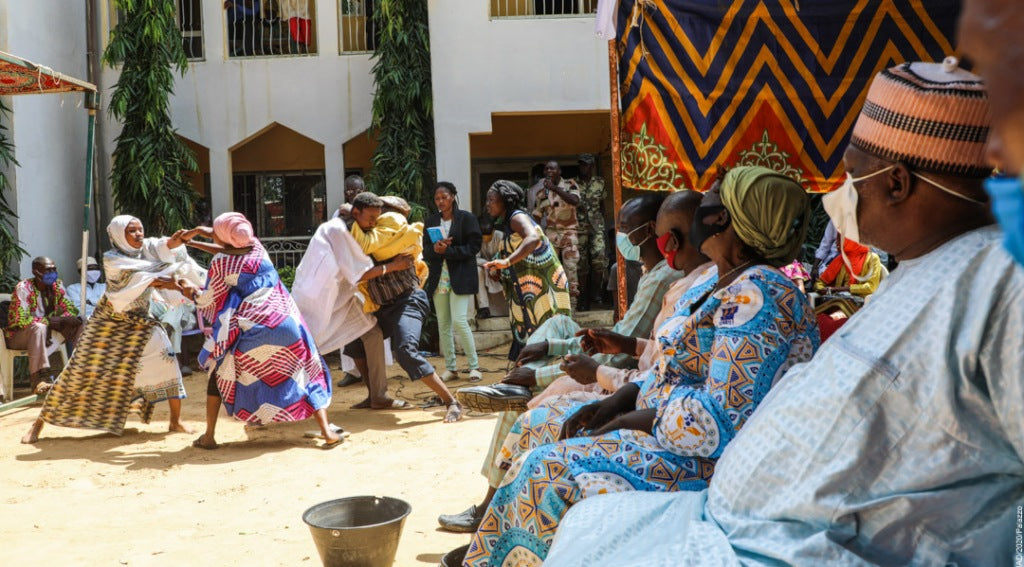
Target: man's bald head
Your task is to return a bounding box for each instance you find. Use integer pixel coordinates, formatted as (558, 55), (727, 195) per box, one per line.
(31, 256), (53, 271)
(655, 190), (706, 271)
(618, 192), (667, 231)
(31, 256), (57, 287)
(656, 190), (702, 233)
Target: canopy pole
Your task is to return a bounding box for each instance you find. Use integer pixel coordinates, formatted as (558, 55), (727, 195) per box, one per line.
(80, 93), (97, 316)
(607, 39), (626, 320)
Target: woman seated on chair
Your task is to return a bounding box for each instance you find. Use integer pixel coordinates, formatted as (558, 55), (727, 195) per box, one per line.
(21, 216), (205, 444)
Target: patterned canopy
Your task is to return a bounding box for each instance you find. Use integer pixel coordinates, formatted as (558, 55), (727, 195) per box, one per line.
(613, 1), (960, 193)
(0, 50), (96, 96)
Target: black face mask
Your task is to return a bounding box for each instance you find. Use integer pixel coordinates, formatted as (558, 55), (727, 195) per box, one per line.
(689, 204), (729, 254)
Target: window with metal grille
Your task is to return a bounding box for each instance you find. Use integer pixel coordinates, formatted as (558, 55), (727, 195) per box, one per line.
(110, 1), (205, 61)
(232, 171), (327, 237)
(225, 0), (318, 58)
(490, 0), (597, 18)
(339, 0), (379, 54)
(178, 0), (204, 60)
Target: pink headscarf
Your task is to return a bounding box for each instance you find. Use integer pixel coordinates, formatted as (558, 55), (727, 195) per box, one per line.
(213, 212), (255, 248)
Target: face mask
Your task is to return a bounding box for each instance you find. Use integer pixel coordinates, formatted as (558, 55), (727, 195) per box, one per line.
(40, 272), (58, 286)
(656, 230), (681, 269)
(616, 224), (650, 262)
(86, 270), (102, 284)
(823, 173), (865, 245)
(985, 174), (1024, 266)
(689, 204), (728, 254)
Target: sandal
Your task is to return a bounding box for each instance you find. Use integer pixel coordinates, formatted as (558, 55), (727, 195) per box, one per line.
(468, 369), (483, 383)
(304, 424), (346, 439)
(444, 400), (463, 423)
(371, 399), (415, 410)
(322, 436), (344, 450)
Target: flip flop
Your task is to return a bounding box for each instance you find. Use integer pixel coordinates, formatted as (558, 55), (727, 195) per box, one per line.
(304, 423), (346, 439)
(371, 399), (415, 410)
(419, 395), (444, 409)
(192, 436), (219, 450)
(322, 437), (344, 450)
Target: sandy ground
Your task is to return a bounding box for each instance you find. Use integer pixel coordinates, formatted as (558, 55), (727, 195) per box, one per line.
(0, 348), (515, 567)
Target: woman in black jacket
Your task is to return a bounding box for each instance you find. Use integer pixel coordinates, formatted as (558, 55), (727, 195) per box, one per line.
(424, 182), (484, 382)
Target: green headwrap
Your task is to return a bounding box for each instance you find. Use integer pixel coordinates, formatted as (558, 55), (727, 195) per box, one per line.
(719, 166), (810, 266)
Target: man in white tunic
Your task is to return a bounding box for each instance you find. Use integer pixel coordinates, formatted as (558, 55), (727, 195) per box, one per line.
(545, 61), (1024, 567)
(292, 217), (396, 409)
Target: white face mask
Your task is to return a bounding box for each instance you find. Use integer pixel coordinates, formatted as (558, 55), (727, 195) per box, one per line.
(86, 269), (102, 285)
(825, 164), (987, 247)
(823, 170), (874, 246)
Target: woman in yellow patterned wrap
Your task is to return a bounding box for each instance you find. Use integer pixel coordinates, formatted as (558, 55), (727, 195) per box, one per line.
(482, 180), (571, 361)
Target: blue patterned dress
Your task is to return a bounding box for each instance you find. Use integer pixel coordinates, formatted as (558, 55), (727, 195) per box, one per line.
(197, 241), (332, 424)
(464, 265), (819, 567)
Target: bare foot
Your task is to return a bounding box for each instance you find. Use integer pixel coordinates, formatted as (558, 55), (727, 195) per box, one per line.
(322, 431), (343, 450)
(168, 422), (194, 434)
(192, 435), (219, 450)
(21, 420), (43, 444)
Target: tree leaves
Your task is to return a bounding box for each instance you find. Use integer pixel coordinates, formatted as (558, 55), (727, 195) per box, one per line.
(103, 0), (197, 236)
(367, 0), (435, 222)
(0, 99), (27, 292)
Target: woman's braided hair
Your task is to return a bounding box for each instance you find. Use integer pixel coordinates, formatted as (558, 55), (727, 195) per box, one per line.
(488, 180), (525, 219)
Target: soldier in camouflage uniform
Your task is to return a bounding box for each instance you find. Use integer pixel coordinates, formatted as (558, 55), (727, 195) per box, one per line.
(532, 160), (581, 310)
(574, 153), (607, 310)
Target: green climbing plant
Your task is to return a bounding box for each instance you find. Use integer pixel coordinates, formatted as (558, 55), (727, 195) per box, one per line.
(0, 99), (27, 292)
(367, 0), (435, 222)
(104, 0), (197, 235)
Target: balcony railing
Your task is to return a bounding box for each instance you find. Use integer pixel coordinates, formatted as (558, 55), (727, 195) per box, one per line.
(339, 0), (378, 54)
(262, 236), (311, 269)
(226, 0), (318, 58)
(491, 0), (598, 18)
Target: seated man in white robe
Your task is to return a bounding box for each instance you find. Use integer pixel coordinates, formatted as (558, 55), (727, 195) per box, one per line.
(545, 60), (1024, 567)
(64, 256), (106, 319)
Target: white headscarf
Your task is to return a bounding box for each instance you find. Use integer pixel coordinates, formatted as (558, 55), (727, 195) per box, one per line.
(107, 215), (142, 257)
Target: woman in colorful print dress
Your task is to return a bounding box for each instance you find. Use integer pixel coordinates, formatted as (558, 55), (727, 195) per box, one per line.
(186, 213), (340, 450)
(463, 166), (820, 566)
(481, 180), (571, 361)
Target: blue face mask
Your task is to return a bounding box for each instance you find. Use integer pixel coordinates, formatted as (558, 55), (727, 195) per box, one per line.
(616, 224), (650, 262)
(40, 271), (58, 286)
(985, 174), (1024, 266)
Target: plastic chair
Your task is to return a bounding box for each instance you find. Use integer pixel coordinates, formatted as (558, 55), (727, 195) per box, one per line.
(0, 293), (70, 401)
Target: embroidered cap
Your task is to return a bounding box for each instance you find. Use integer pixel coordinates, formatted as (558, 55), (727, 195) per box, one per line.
(850, 57), (993, 178)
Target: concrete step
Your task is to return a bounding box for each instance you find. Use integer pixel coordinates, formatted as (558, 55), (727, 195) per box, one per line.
(472, 315), (512, 332)
(471, 330), (514, 352)
(454, 309), (616, 355)
(468, 309), (614, 333)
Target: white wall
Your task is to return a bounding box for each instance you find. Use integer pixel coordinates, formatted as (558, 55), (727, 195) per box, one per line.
(428, 0), (610, 205)
(2, 0), (90, 278)
(97, 0), (376, 218)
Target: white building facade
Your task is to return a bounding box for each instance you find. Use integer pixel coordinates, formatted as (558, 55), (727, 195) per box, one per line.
(1, 0), (611, 276)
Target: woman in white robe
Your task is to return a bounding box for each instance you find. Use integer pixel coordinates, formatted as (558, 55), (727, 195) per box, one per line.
(22, 216), (204, 444)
